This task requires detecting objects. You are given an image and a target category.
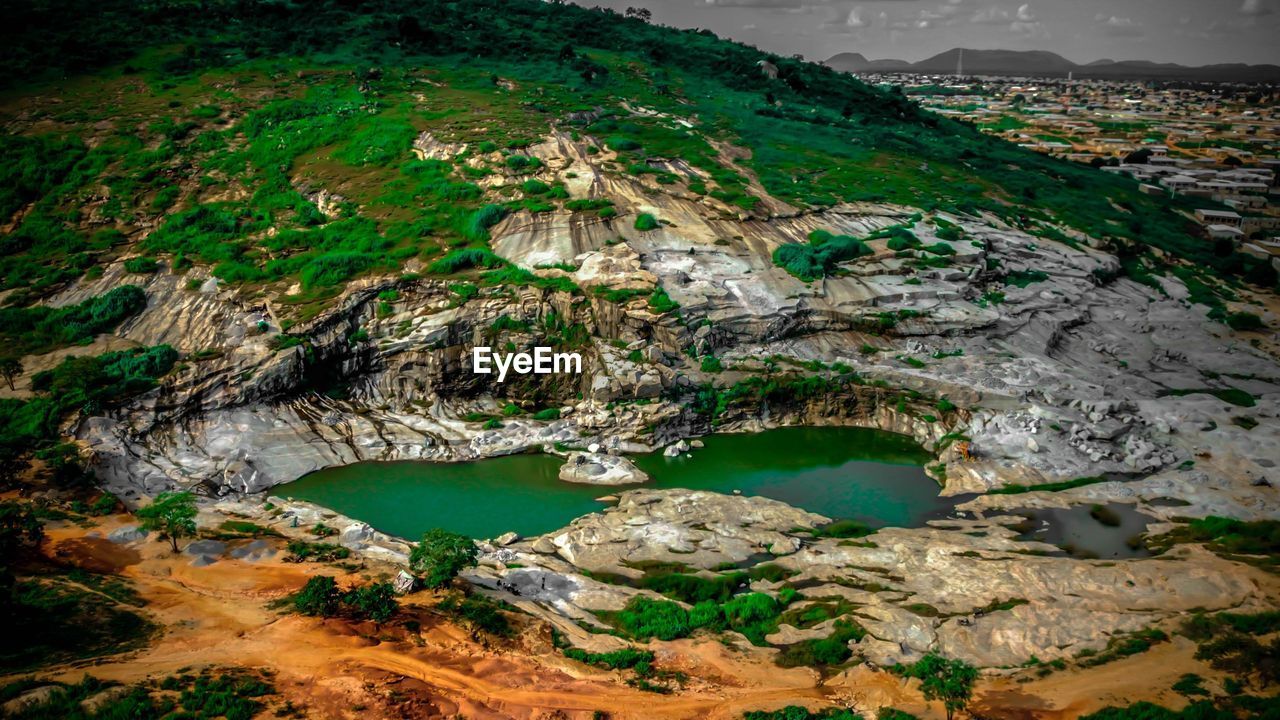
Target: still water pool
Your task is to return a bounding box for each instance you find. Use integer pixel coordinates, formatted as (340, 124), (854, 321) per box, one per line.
(278, 426), (953, 540)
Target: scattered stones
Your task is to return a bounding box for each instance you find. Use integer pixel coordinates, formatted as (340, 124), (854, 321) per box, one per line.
(107, 525), (147, 544)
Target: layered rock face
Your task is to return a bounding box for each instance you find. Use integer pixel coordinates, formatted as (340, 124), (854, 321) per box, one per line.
(56, 128), (1279, 668)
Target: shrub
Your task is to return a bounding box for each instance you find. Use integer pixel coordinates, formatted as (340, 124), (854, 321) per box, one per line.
(775, 619), (865, 667)
(1226, 312), (1264, 332)
(900, 653), (978, 720)
(648, 287), (679, 314)
(410, 529), (478, 589)
(428, 248), (507, 275)
(505, 155), (542, 172)
(344, 582), (399, 623)
(286, 540), (350, 562)
(772, 230), (871, 281)
(522, 179), (550, 194)
(612, 596), (696, 641)
(460, 204), (509, 242)
(0, 285), (146, 356)
(438, 593), (512, 636)
(634, 213), (660, 231)
(123, 257), (158, 273)
(292, 576), (341, 617)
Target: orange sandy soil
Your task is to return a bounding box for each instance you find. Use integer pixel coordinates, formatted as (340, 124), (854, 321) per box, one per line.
(3, 515), (1223, 719)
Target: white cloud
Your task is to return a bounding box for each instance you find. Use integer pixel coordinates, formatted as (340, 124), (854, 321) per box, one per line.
(1098, 15), (1144, 38)
(1240, 0), (1272, 16)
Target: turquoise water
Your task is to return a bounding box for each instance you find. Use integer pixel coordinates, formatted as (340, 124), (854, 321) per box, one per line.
(279, 426), (950, 540)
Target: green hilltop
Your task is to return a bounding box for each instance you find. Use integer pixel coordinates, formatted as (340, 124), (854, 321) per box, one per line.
(1, 0), (1274, 314)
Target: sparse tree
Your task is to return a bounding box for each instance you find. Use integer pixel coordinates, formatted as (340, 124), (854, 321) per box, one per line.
(0, 357), (22, 391)
(346, 582), (399, 624)
(293, 576), (341, 617)
(624, 6), (651, 22)
(137, 490), (197, 553)
(409, 528), (478, 589)
(908, 653), (978, 720)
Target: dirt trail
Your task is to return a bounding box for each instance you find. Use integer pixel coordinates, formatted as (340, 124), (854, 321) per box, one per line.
(6, 518), (1232, 719)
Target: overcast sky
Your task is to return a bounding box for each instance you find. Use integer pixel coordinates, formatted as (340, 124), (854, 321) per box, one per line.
(574, 0), (1280, 66)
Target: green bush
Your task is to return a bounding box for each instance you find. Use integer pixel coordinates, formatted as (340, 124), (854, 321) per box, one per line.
(772, 230), (870, 281)
(0, 285), (147, 356)
(775, 619), (865, 668)
(634, 213), (660, 231)
(743, 708), (863, 720)
(428, 248), (508, 275)
(123, 257), (158, 273)
(410, 528), (478, 589)
(460, 204), (509, 242)
(1226, 312), (1264, 332)
(648, 287), (679, 314)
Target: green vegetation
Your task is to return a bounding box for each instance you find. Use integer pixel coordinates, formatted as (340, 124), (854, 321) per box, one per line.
(436, 591), (512, 636)
(409, 528), (479, 588)
(136, 490), (197, 553)
(284, 540), (351, 562)
(0, 0), (1272, 337)
(123, 256), (159, 273)
(0, 344), (177, 481)
(1078, 628), (1169, 667)
(0, 668), (282, 720)
(772, 230), (871, 281)
(288, 576), (399, 623)
(1005, 270), (1049, 287)
(0, 285), (146, 356)
(1, 506), (156, 672)
(1146, 517), (1280, 567)
(648, 287), (680, 314)
(742, 708), (863, 720)
(1165, 387), (1256, 408)
(1181, 610), (1280, 688)
(896, 653), (978, 720)
(775, 619), (866, 668)
(990, 476), (1109, 495)
(1225, 311), (1265, 332)
(634, 213), (660, 231)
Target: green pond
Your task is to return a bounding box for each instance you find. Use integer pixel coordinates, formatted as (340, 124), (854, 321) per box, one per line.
(279, 426), (953, 540)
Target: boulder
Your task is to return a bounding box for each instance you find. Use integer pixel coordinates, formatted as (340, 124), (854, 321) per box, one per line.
(558, 452), (649, 486)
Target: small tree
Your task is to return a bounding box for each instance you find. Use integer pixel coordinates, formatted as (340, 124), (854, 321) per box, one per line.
(136, 490), (197, 553)
(409, 529), (478, 589)
(908, 653), (978, 720)
(0, 357), (22, 391)
(346, 582), (399, 624)
(293, 576), (341, 617)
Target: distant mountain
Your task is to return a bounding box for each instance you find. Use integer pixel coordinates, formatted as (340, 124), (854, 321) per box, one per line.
(824, 48), (1280, 83)
(914, 49), (1076, 76)
(824, 52), (909, 73)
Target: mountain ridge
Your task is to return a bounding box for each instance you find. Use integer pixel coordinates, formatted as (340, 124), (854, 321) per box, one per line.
(824, 47), (1280, 82)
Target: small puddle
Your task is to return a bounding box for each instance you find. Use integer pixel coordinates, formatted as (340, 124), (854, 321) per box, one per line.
(1014, 503), (1153, 559)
